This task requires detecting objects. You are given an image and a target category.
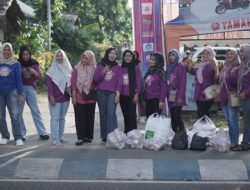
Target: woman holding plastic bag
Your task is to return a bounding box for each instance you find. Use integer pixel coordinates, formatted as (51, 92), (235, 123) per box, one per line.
(144, 52), (167, 118)
(219, 49), (240, 150)
(166, 49), (187, 133)
(186, 46), (218, 118)
(232, 44), (250, 151)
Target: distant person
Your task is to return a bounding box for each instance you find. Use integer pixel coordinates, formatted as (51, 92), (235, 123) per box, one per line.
(186, 46), (218, 118)
(93, 48), (120, 142)
(46, 49), (72, 145)
(117, 50), (142, 133)
(0, 42), (24, 146)
(18, 45), (49, 141)
(133, 50), (146, 123)
(167, 49), (187, 133)
(71, 50), (97, 145)
(232, 44), (250, 151)
(219, 49), (240, 150)
(144, 52), (167, 118)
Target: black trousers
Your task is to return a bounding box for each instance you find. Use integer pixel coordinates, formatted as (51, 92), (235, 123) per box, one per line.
(196, 100), (214, 118)
(170, 106), (184, 133)
(74, 103), (96, 140)
(120, 95), (137, 134)
(145, 98), (160, 119)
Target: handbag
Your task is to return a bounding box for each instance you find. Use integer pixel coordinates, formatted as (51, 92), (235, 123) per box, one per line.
(203, 84), (220, 100)
(190, 133), (208, 151)
(82, 89), (97, 100)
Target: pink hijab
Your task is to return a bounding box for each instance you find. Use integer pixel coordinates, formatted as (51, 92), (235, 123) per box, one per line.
(75, 50), (97, 94)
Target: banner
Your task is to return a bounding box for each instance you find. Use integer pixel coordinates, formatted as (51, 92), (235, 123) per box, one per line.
(133, 0), (164, 75)
(169, 0), (250, 34)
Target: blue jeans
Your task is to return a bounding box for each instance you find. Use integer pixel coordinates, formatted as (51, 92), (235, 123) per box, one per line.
(223, 105), (239, 145)
(241, 98), (250, 145)
(19, 85), (47, 136)
(97, 90), (118, 140)
(49, 101), (69, 143)
(0, 90), (22, 140)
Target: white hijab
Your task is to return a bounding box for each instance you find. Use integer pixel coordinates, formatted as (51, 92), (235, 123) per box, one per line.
(0, 42), (17, 65)
(46, 49), (72, 94)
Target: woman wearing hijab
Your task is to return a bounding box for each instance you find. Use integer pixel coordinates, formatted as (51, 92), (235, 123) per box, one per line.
(18, 45), (49, 141)
(232, 44), (250, 151)
(93, 47), (120, 142)
(117, 50), (142, 134)
(167, 49), (187, 133)
(186, 46), (218, 118)
(71, 50), (97, 145)
(46, 49), (72, 145)
(219, 49), (240, 150)
(144, 52), (167, 119)
(0, 42), (24, 146)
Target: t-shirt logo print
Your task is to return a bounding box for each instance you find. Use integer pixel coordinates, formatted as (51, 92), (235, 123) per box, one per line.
(0, 67), (11, 77)
(145, 75), (152, 86)
(105, 70), (113, 81)
(123, 74), (129, 85)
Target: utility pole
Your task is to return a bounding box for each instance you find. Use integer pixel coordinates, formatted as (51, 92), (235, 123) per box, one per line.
(47, 0), (51, 50)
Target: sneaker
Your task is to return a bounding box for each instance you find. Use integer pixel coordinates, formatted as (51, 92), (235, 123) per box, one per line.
(0, 138), (9, 145)
(40, 134), (49, 140)
(16, 139), (24, 146)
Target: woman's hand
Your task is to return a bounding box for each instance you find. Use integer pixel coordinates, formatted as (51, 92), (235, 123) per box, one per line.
(49, 96), (56, 105)
(133, 94), (138, 104)
(102, 64), (110, 75)
(177, 98), (183, 106)
(115, 94), (120, 104)
(239, 92), (246, 100)
(159, 101), (164, 111)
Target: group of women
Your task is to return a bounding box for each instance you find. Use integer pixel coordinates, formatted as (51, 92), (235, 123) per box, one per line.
(0, 42), (250, 150)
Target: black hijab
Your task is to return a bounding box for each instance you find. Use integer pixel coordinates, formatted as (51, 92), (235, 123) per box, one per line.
(144, 52), (166, 82)
(18, 45), (39, 67)
(122, 50), (137, 96)
(100, 47), (118, 67)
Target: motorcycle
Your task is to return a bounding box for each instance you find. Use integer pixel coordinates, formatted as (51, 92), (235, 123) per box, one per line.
(215, 0), (250, 14)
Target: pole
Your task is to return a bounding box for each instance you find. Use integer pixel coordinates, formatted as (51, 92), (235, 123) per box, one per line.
(47, 0), (51, 50)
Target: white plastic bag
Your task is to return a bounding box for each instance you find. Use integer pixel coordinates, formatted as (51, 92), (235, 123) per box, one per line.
(143, 137), (166, 151)
(212, 128), (231, 152)
(106, 128), (126, 149)
(192, 115), (217, 141)
(144, 113), (171, 141)
(126, 129), (143, 149)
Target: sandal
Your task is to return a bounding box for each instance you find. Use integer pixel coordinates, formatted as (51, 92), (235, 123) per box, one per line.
(231, 144), (249, 151)
(229, 144), (238, 151)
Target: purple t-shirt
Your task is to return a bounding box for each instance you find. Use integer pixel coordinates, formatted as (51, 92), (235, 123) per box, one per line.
(240, 72), (250, 99)
(190, 63), (216, 101)
(219, 65), (239, 107)
(144, 73), (167, 102)
(21, 64), (41, 88)
(46, 75), (70, 103)
(117, 65), (142, 96)
(168, 63), (187, 107)
(93, 64), (120, 92)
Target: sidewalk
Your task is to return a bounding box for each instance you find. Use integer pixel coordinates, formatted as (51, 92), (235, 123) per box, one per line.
(0, 94), (250, 181)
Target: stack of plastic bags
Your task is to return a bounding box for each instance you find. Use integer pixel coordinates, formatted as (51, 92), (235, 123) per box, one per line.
(106, 128), (126, 149)
(126, 129), (143, 149)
